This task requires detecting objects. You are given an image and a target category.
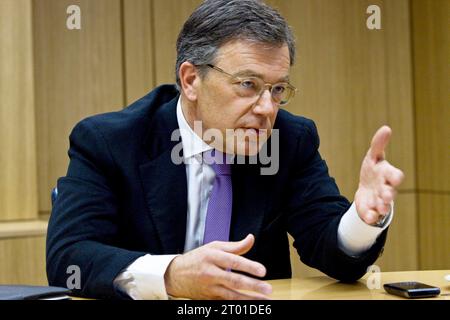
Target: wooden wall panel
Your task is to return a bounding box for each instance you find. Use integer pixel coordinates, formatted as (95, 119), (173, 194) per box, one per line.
(0, 236), (47, 285)
(152, 0), (202, 84)
(382, 0), (416, 193)
(412, 0), (450, 193)
(269, 0), (415, 199)
(33, 0), (125, 214)
(0, 221), (47, 240)
(123, 0), (155, 104)
(0, 0), (38, 221)
(376, 193), (418, 271)
(418, 194), (450, 269)
(412, 0), (450, 270)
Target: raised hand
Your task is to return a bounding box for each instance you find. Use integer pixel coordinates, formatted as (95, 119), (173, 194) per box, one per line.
(355, 126), (405, 225)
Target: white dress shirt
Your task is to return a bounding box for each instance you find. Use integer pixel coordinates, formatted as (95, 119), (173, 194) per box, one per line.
(113, 97), (393, 299)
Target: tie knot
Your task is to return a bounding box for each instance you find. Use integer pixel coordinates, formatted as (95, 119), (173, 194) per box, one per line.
(203, 149), (231, 176)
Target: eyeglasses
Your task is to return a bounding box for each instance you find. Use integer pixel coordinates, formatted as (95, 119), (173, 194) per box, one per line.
(201, 64), (297, 106)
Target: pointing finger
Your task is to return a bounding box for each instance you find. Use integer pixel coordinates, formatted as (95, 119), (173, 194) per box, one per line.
(369, 126), (392, 162)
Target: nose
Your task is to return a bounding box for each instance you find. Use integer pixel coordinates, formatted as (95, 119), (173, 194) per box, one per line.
(252, 89), (276, 117)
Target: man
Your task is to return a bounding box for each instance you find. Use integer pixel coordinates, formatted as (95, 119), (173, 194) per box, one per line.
(47, 0), (404, 300)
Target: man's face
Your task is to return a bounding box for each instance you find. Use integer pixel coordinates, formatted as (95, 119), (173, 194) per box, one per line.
(186, 40), (291, 156)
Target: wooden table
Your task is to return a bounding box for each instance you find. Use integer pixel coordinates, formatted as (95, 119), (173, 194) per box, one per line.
(267, 270), (450, 300)
(72, 270), (450, 300)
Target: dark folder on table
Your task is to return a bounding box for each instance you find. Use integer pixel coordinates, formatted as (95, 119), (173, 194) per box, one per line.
(0, 285), (72, 300)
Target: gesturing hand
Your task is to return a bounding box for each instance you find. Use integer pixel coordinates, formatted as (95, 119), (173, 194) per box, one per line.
(355, 126), (405, 225)
(164, 234), (272, 300)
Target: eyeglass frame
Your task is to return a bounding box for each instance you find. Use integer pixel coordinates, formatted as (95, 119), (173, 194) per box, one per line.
(197, 63), (297, 106)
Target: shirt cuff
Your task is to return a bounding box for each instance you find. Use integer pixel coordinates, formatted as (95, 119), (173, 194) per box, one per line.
(113, 254), (179, 300)
(337, 202), (394, 257)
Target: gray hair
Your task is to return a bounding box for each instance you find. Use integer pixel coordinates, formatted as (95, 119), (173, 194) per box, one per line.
(175, 0), (296, 89)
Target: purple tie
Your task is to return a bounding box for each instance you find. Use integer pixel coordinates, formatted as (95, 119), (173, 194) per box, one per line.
(202, 149), (233, 244)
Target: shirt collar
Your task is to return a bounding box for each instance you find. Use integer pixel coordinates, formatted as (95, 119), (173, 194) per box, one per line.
(176, 97), (213, 160)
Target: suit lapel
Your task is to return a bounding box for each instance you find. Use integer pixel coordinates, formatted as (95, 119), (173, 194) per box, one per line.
(139, 96), (187, 254)
(139, 151), (187, 254)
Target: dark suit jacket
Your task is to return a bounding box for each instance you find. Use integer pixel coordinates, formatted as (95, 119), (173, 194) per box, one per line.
(46, 84), (387, 299)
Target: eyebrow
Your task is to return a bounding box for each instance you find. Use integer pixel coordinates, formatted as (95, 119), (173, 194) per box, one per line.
(232, 69), (290, 83)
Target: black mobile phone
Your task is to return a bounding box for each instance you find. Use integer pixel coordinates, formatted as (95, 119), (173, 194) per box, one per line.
(383, 281), (441, 299)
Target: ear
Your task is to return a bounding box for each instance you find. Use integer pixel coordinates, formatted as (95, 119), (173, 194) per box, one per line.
(179, 62), (200, 101)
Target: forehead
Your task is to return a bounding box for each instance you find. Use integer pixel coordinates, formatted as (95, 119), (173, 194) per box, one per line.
(213, 40), (291, 81)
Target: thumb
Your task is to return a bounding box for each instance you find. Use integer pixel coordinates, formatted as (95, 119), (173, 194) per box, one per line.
(369, 126), (392, 162)
(217, 234), (255, 256)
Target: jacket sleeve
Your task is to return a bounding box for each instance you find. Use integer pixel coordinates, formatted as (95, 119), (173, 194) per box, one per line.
(46, 118), (147, 299)
(286, 119), (386, 282)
